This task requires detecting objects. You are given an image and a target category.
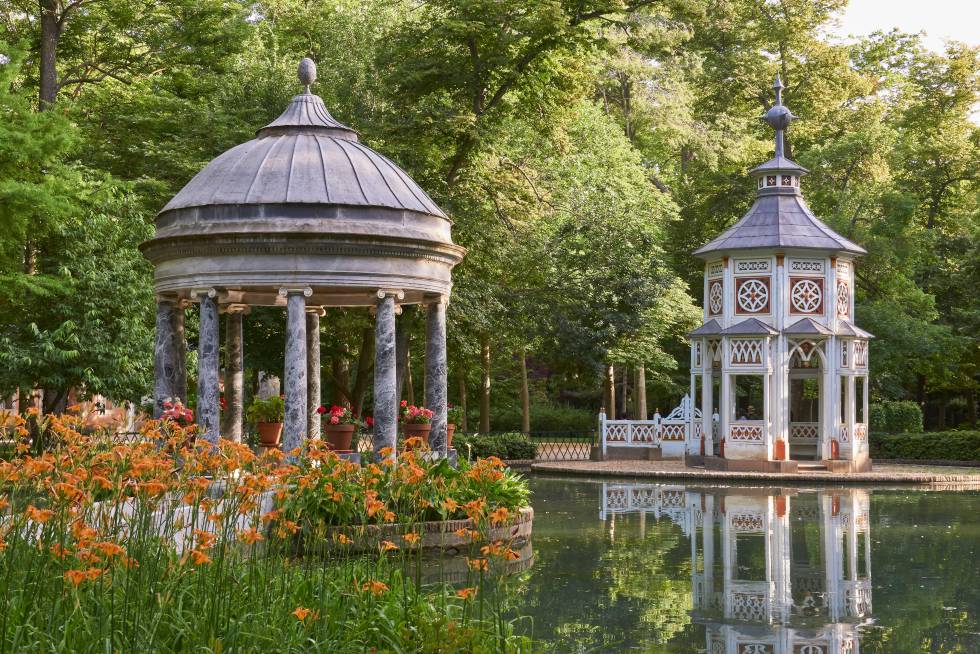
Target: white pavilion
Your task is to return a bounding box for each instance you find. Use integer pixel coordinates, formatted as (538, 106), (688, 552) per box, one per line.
(688, 77), (873, 473)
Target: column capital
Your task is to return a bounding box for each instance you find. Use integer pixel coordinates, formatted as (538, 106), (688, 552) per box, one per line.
(220, 303), (251, 315)
(424, 294), (449, 307)
(305, 306), (327, 317)
(189, 287), (218, 301)
(376, 288), (405, 301)
(278, 286), (313, 298)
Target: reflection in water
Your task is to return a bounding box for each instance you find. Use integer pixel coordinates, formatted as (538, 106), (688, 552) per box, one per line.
(603, 484), (871, 653)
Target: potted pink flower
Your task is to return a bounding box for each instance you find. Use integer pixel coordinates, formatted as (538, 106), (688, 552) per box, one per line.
(399, 401), (434, 446)
(318, 405), (359, 452)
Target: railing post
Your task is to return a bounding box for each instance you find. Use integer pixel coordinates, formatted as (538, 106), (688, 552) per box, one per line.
(654, 409), (662, 445)
(600, 409), (607, 458)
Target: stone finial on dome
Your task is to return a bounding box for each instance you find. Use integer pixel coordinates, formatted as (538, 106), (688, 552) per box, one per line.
(298, 57), (317, 93)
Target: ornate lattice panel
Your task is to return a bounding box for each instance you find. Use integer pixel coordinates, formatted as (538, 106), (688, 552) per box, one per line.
(736, 277), (771, 314)
(731, 593), (767, 622)
(730, 339), (765, 366)
(730, 424), (764, 442)
(735, 259), (771, 275)
(630, 487), (658, 508)
(708, 280), (724, 316)
(790, 278), (823, 314)
(840, 341), (849, 367)
(709, 340), (722, 366)
(790, 423), (819, 440)
(855, 341), (868, 367)
(694, 341), (703, 367)
(836, 279), (850, 318)
(838, 424), (849, 443)
(605, 488), (628, 511)
(632, 424), (657, 443)
(738, 644), (774, 654)
(790, 259), (824, 274)
(694, 422), (704, 439)
(707, 261), (725, 278)
(853, 423), (867, 440)
(731, 513), (765, 531)
(605, 423), (628, 442)
(661, 424), (686, 441)
(662, 490), (685, 508)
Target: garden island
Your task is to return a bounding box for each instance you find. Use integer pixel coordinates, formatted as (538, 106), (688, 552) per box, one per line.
(0, 1), (978, 652)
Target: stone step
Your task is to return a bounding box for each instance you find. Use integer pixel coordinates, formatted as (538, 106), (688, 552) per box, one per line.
(797, 462), (828, 471)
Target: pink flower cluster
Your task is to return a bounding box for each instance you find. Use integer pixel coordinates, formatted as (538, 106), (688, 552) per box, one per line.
(315, 405), (360, 426)
(399, 401), (434, 425)
(161, 400), (194, 426)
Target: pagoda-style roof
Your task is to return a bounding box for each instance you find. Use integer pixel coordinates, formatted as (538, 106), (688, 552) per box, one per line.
(837, 321), (875, 339)
(721, 318), (779, 336)
(689, 319), (723, 336)
(693, 75), (866, 259)
(784, 317), (834, 336)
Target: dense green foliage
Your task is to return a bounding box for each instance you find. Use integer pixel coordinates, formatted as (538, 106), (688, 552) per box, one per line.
(488, 404), (595, 433)
(0, 1), (977, 428)
(455, 433), (538, 461)
(869, 400), (924, 434)
(870, 430), (980, 461)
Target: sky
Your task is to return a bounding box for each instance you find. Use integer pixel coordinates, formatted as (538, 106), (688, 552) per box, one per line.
(832, 0), (980, 51)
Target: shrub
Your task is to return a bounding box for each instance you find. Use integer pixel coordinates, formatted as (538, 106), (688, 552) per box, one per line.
(456, 432), (537, 461)
(246, 395), (284, 423)
(869, 400), (923, 434)
(490, 404), (594, 433)
(870, 430), (980, 461)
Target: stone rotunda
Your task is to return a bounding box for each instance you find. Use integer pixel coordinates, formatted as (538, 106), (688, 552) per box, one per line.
(141, 58), (465, 456)
(688, 76), (873, 473)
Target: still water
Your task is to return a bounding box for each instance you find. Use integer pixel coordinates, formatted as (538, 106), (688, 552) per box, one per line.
(518, 476), (980, 653)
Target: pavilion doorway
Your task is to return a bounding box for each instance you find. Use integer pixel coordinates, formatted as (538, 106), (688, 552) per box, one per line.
(789, 371), (821, 460)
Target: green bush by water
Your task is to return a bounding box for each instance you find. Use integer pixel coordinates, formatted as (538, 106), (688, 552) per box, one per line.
(870, 430), (980, 461)
(869, 400), (923, 434)
(455, 433), (538, 461)
(488, 405), (594, 433)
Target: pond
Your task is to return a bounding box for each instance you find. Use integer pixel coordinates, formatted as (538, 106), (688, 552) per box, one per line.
(518, 475), (980, 653)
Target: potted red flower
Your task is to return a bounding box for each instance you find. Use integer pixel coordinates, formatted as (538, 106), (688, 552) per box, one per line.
(319, 405), (359, 451)
(399, 401), (434, 445)
(160, 400), (197, 448)
(246, 396), (284, 447)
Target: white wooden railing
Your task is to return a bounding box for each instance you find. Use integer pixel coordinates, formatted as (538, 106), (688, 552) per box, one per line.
(599, 394), (701, 458)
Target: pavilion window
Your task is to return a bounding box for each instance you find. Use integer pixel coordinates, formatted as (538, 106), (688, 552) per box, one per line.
(732, 375), (765, 421)
(856, 379), (866, 424)
(734, 532), (767, 581)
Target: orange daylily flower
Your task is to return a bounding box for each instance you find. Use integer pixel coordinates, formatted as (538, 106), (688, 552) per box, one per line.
(189, 549), (211, 566)
(292, 607), (312, 621)
(238, 528), (264, 545)
(489, 507), (510, 525)
(25, 505), (54, 523)
(467, 558), (489, 571)
(456, 587), (477, 600)
(380, 540), (399, 552)
(403, 532), (420, 545)
(64, 569), (87, 587)
(361, 580), (389, 596)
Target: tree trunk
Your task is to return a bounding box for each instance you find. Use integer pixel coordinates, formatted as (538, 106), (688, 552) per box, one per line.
(479, 336), (491, 433)
(620, 366), (629, 418)
(636, 365), (647, 419)
(604, 364), (616, 420)
(968, 389), (977, 429)
(937, 391), (947, 430)
(395, 307), (412, 402)
(39, 0), (60, 108)
(519, 349), (530, 434)
(457, 366), (468, 432)
(351, 326), (374, 417)
(332, 353), (351, 407)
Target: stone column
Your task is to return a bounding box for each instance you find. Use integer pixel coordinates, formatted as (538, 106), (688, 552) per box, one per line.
(222, 305), (247, 443)
(194, 289), (221, 443)
(306, 307), (325, 440)
(171, 303), (187, 403)
(424, 298), (449, 455)
(153, 297), (178, 418)
(373, 290), (402, 457)
(280, 287), (312, 453)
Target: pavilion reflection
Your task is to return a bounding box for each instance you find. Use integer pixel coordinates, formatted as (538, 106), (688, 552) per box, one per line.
(599, 483), (872, 653)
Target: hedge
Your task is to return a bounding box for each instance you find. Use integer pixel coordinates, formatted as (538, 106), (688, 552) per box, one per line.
(489, 405), (595, 433)
(869, 400), (923, 434)
(454, 432), (537, 461)
(870, 431), (980, 461)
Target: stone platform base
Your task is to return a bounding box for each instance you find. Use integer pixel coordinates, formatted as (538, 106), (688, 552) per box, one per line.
(591, 445), (662, 462)
(821, 458), (873, 473)
(703, 456), (799, 473)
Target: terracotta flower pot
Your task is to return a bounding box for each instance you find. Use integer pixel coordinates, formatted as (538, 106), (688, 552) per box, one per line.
(258, 422), (282, 448)
(446, 423), (456, 448)
(323, 423), (356, 451)
(402, 422), (432, 447)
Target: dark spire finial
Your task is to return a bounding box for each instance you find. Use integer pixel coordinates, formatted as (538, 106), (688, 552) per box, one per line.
(763, 74), (796, 158)
(298, 57), (317, 93)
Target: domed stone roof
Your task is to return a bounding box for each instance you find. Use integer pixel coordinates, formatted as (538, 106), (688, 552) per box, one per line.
(141, 58), (464, 307)
(160, 92), (446, 219)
